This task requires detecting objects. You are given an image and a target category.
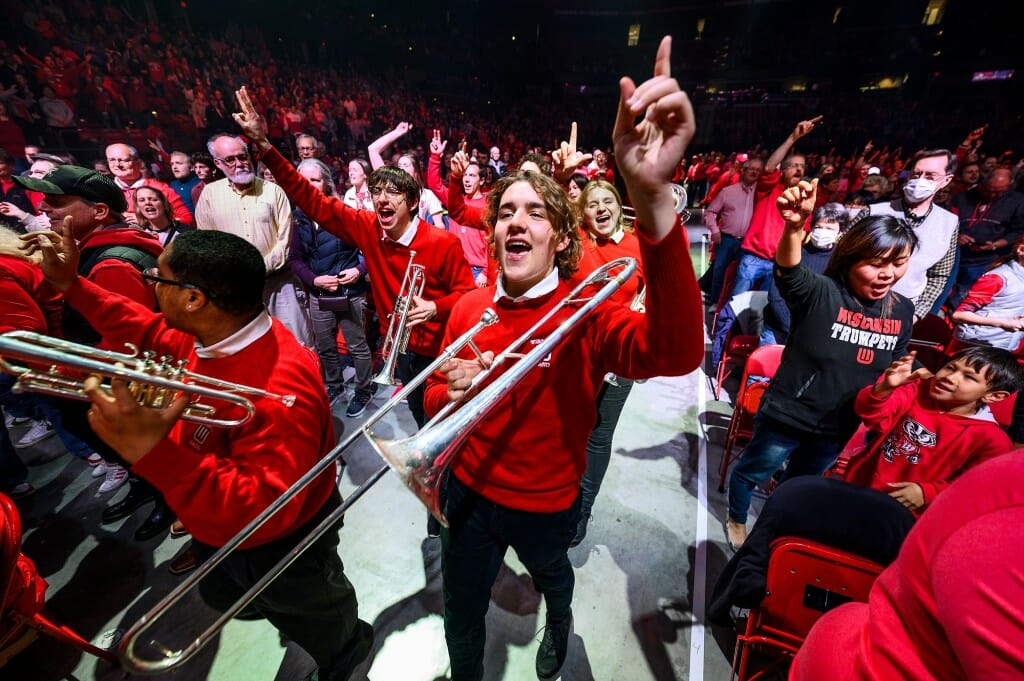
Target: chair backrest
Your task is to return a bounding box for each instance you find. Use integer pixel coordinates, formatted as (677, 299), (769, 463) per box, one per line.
(756, 538), (883, 644)
(742, 344), (785, 383)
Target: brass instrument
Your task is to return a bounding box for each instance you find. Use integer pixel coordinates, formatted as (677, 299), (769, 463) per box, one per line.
(622, 184), (691, 225)
(0, 331), (295, 427)
(117, 256), (637, 675)
(373, 250), (426, 386)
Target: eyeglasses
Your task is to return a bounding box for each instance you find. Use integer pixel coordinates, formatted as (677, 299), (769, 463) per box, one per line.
(297, 146), (316, 152)
(369, 186), (405, 199)
(142, 268), (217, 298)
(215, 154), (250, 167)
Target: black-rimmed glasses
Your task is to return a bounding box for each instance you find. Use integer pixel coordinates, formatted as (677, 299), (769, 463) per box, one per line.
(142, 268), (217, 298)
(215, 154), (250, 167)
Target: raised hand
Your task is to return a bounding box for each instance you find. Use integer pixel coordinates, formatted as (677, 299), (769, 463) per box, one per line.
(879, 352), (933, 391)
(450, 144), (470, 179)
(394, 121), (412, 136)
(793, 115), (823, 140)
(613, 36), (695, 236)
(430, 129), (448, 156)
(776, 178), (818, 228)
(964, 124), (987, 146)
(551, 122), (593, 181)
(232, 86), (271, 150)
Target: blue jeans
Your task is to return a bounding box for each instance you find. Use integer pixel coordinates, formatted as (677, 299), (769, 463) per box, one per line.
(727, 412), (841, 524)
(731, 252), (774, 298)
(0, 375), (92, 459)
(442, 475), (579, 681)
(710, 234), (745, 304)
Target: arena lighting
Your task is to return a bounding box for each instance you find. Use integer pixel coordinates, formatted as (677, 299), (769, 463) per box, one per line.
(972, 70), (1014, 82)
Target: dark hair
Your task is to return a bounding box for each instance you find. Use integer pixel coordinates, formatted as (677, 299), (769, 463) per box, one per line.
(824, 214), (918, 284)
(484, 172), (582, 280)
(909, 148), (957, 176)
(845, 189), (875, 207)
(568, 173), (590, 192)
(813, 202), (849, 231)
(348, 158), (371, 178)
(949, 346), (1024, 394)
(518, 152), (551, 176)
(0, 149), (12, 164)
(398, 153), (422, 180)
(166, 231), (265, 316)
(368, 165), (420, 213)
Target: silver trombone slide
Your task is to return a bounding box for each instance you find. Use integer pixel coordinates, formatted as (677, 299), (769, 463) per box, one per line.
(118, 310), (498, 675)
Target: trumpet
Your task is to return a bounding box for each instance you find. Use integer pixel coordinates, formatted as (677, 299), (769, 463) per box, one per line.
(373, 250), (426, 386)
(117, 256), (637, 675)
(0, 331), (295, 427)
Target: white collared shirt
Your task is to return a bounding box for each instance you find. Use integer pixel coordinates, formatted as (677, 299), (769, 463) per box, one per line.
(386, 216), (420, 247)
(494, 267), (559, 303)
(194, 311), (274, 358)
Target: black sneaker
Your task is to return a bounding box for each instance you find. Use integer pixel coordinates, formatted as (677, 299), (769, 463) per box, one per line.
(345, 391), (372, 418)
(536, 611), (572, 680)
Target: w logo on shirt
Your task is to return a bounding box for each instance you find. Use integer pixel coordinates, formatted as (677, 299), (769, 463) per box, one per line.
(189, 425), (211, 451)
(856, 348), (875, 365)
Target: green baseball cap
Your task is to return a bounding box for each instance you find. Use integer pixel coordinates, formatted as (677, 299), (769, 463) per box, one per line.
(14, 165), (127, 213)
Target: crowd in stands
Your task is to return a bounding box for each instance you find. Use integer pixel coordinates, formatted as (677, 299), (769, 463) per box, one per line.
(2, 3), (1024, 679)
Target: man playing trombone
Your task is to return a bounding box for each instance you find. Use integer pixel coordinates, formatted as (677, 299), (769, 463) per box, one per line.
(23, 229), (374, 680)
(231, 88), (477, 431)
(424, 36), (704, 681)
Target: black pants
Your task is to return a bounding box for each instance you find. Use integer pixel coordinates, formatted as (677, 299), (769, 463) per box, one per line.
(441, 475), (579, 681)
(396, 350), (433, 429)
(192, 490), (359, 669)
(708, 477), (915, 626)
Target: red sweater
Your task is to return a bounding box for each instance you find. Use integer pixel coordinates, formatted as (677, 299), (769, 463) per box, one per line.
(569, 229), (644, 306)
(63, 276), (336, 548)
(261, 147), (476, 356)
(847, 380), (1013, 513)
(423, 217), (702, 512)
(0, 255), (62, 334)
(792, 450), (1024, 681)
(442, 173), (500, 285)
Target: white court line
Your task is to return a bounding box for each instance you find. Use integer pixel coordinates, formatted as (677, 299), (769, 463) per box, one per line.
(689, 368), (710, 681)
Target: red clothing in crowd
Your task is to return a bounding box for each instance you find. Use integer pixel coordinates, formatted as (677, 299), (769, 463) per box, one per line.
(0, 254), (62, 335)
(261, 147), (475, 356)
(427, 154), (490, 270)
(791, 450), (1024, 681)
(846, 380), (1013, 513)
(116, 177), (195, 226)
(423, 217), (702, 513)
(740, 169), (810, 260)
(62, 276), (336, 549)
(570, 229), (644, 307)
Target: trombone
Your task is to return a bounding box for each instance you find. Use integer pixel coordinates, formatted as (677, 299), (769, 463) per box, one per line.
(373, 250), (426, 386)
(0, 331), (295, 427)
(623, 184), (691, 226)
(118, 256), (637, 675)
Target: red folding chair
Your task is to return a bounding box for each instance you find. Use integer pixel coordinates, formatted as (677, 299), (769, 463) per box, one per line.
(718, 344), (785, 492)
(0, 494), (116, 667)
(908, 314), (954, 373)
(731, 537), (884, 681)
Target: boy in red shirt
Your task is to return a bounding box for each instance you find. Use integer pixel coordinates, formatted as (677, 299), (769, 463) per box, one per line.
(846, 345), (1020, 513)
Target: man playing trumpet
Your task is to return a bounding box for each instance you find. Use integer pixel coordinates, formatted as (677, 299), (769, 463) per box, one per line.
(424, 36), (704, 681)
(232, 87), (476, 431)
(23, 229), (374, 681)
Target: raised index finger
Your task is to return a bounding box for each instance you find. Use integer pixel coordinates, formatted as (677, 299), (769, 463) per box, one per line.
(653, 36), (672, 78)
(568, 122), (578, 150)
(808, 115), (824, 125)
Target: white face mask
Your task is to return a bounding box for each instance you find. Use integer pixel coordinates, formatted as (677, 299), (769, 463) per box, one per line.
(809, 228), (838, 249)
(903, 177), (937, 203)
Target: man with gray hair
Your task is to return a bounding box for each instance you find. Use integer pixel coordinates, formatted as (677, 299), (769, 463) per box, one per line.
(295, 134), (320, 161)
(105, 143), (194, 226)
(195, 134), (313, 346)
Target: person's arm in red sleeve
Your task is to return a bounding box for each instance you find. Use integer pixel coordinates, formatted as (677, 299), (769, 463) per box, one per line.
(0, 277), (47, 334)
(429, 239), (476, 324)
(447, 177), (486, 229)
(854, 381), (919, 436)
(87, 260), (154, 310)
(427, 152), (449, 206)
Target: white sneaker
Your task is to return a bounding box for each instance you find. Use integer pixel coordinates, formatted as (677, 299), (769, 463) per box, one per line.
(16, 420), (55, 447)
(3, 412), (31, 428)
(92, 462), (109, 478)
(86, 452), (104, 466)
(98, 465), (129, 494)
